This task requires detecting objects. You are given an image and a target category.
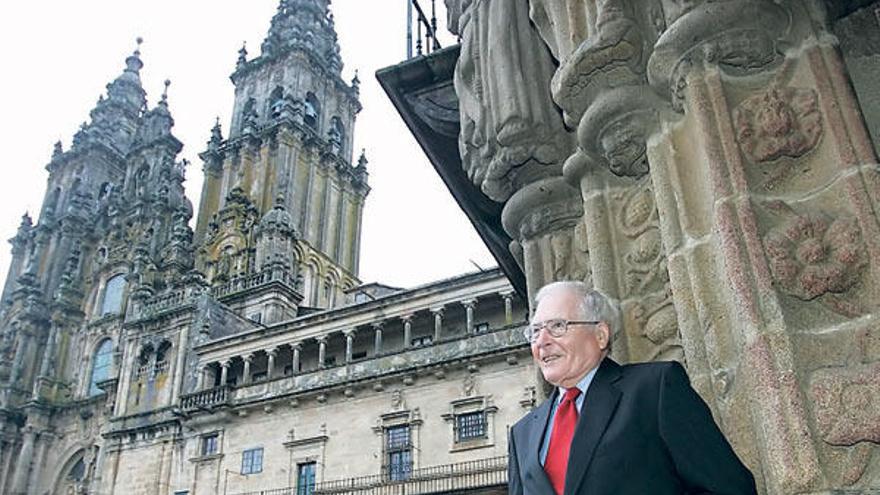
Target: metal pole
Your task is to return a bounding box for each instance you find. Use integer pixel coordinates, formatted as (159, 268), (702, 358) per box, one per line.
(406, 0), (413, 59)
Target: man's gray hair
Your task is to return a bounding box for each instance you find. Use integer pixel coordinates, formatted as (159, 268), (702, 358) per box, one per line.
(534, 281), (621, 347)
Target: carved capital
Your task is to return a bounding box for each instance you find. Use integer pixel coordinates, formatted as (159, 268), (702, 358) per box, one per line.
(648, 0), (791, 110)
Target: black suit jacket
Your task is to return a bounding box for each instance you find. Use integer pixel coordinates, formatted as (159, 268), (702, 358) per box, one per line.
(508, 358), (757, 495)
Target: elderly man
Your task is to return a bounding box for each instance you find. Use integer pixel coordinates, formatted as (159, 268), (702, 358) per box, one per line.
(508, 281), (756, 495)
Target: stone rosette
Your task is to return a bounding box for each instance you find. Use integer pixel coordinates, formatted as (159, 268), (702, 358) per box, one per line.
(763, 211), (866, 301)
(734, 85), (822, 163)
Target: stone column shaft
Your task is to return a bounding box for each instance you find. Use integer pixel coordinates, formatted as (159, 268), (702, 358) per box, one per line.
(266, 349), (277, 378)
(219, 360), (230, 386)
(431, 308), (444, 342)
(292, 344), (302, 373)
(317, 338), (327, 368)
(463, 299), (478, 333)
(242, 354), (253, 384)
(10, 428), (35, 494)
(373, 324), (384, 355)
(402, 316), (413, 348)
(345, 331), (355, 363)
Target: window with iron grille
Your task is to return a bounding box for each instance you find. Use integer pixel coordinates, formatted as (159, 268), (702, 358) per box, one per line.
(456, 411), (487, 442)
(241, 447), (263, 474)
(201, 433), (218, 456)
(297, 462), (316, 495)
(385, 425), (412, 481)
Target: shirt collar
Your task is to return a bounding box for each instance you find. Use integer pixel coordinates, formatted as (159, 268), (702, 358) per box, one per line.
(555, 365), (599, 404)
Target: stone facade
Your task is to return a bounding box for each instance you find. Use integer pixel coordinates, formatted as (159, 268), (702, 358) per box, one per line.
(434, 0), (880, 493)
(0, 1), (533, 494)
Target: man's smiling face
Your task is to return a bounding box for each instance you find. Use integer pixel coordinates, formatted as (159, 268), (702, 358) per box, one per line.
(530, 288), (609, 388)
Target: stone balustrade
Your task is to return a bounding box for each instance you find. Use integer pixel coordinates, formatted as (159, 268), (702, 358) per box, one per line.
(192, 291), (524, 393)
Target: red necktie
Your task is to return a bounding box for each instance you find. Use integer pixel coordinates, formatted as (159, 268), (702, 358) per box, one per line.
(545, 388), (581, 495)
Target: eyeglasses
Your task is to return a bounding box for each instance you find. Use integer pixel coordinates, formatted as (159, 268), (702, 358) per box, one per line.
(523, 319), (599, 343)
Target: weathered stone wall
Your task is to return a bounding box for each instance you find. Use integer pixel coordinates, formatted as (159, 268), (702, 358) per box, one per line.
(122, 354), (536, 494)
(448, 0), (880, 493)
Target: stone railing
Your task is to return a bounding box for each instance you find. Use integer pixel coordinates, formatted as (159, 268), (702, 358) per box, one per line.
(137, 287), (198, 317)
(230, 324), (527, 406)
(231, 456), (507, 495)
(210, 269), (296, 299)
(180, 385), (230, 411)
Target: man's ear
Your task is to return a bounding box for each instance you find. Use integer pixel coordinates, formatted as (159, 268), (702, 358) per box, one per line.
(597, 322), (611, 350)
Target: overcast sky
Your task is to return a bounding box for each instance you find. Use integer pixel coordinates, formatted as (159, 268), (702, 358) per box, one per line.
(0, 0), (498, 291)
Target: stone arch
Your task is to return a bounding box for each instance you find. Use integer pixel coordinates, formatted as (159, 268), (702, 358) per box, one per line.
(304, 92), (321, 130)
(88, 338), (113, 396)
(268, 86), (285, 118)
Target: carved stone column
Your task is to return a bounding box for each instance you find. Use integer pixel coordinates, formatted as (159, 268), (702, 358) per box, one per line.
(500, 292), (515, 325)
(344, 330), (356, 363)
(219, 360), (230, 386)
(401, 315), (413, 349)
(462, 299), (478, 333)
(372, 323), (384, 355)
(197, 364), (208, 390)
(10, 425), (35, 494)
(643, 1), (880, 492)
(242, 354), (254, 385)
(430, 307), (444, 342)
(291, 343), (302, 374)
(317, 337), (327, 369)
(266, 348), (277, 378)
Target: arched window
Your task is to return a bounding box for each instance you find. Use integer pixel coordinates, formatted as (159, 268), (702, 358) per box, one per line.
(268, 86), (285, 119)
(100, 274), (126, 316)
(89, 339), (113, 396)
(329, 116), (345, 149)
(304, 93), (320, 129)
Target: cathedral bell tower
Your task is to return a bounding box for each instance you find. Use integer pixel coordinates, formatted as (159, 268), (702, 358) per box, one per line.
(195, 0), (368, 314)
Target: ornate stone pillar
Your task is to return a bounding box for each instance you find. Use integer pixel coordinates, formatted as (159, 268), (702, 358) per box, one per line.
(372, 323), (384, 355)
(500, 292), (515, 325)
(344, 330), (356, 363)
(196, 364), (208, 390)
(317, 337), (327, 369)
(642, 1), (880, 492)
(291, 343), (302, 374)
(10, 425), (35, 494)
(266, 348), (277, 378)
(462, 299), (478, 333)
(219, 360), (230, 386)
(401, 315), (413, 348)
(242, 354), (254, 385)
(430, 307), (444, 342)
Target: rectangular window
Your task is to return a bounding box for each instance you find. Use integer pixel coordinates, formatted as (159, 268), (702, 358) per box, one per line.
(297, 461), (316, 495)
(201, 433), (219, 456)
(241, 447), (264, 474)
(456, 411), (487, 441)
(385, 425), (412, 481)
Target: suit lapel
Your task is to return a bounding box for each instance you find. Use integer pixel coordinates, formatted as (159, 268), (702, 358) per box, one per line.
(565, 358), (622, 495)
(524, 392), (557, 494)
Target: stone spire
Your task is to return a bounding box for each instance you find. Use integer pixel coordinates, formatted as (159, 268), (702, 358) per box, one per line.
(72, 38), (148, 154)
(135, 79), (177, 146)
(257, 0), (343, 74)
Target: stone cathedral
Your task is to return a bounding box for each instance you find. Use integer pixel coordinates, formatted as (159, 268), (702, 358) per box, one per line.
(0, 1), (529, 494)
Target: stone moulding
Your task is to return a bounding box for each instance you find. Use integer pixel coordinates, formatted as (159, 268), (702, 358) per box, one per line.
(647, 0), (790, 109)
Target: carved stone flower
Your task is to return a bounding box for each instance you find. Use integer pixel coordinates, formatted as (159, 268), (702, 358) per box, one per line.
(763, 212), (866, 300)
(734, 85), (822, 163)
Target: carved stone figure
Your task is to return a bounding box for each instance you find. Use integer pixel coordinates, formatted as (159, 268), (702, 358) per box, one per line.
(448, 0), (573, 202)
